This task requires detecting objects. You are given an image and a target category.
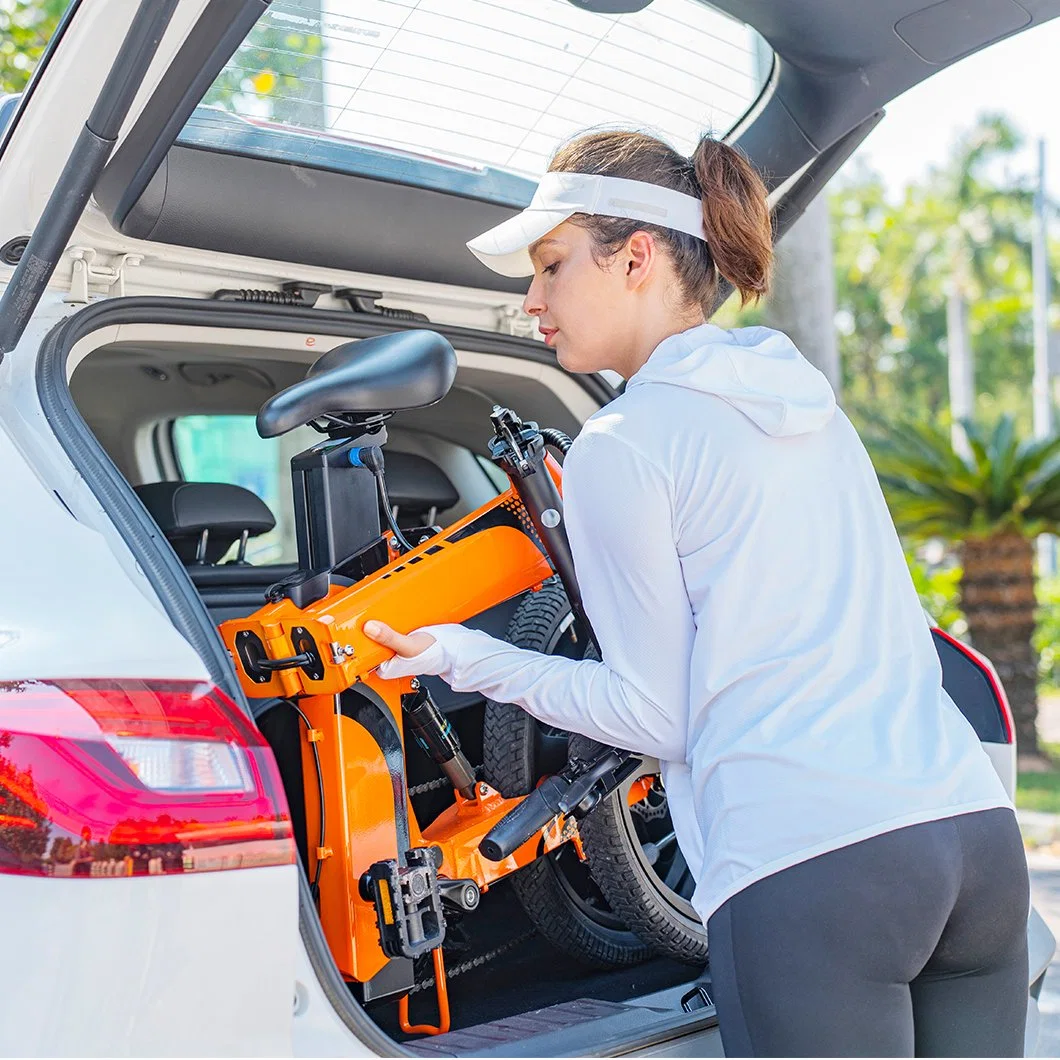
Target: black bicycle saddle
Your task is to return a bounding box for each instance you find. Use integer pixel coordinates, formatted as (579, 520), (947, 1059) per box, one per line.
(257, 330), (458, 438)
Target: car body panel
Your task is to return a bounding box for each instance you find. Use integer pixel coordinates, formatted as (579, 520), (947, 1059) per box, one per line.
(984, 740), (1017, 800)
(3, 0), (1059, 341)
(0, 866), (300, 1056)
(0, 0), (209, 237)
(0, 336), (209, 681)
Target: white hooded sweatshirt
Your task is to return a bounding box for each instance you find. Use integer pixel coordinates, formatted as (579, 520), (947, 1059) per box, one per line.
(380, 321), (1011, 923)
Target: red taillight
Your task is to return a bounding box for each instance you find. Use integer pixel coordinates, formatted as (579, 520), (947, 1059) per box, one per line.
(0, 680), (295, 878)
(932, 628), (1015, 744)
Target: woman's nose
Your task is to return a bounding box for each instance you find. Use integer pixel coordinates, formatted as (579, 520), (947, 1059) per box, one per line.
(523, 276), (545, 317)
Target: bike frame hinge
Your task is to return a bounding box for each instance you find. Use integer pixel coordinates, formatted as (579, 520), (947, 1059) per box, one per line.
(306, 727), (324, 743)
(66, 246), (144, 304)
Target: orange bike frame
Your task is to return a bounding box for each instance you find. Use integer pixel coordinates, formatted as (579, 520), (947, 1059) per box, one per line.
(219, 467), (575, 985)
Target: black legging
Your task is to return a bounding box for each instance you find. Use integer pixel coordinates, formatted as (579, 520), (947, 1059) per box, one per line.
(706, 807), (1030, 1057)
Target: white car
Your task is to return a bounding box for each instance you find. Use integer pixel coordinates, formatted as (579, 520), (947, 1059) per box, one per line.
(0, 0), (1054, 1055)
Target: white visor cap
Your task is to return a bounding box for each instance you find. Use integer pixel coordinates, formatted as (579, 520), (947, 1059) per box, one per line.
(466, 171), (707, 278)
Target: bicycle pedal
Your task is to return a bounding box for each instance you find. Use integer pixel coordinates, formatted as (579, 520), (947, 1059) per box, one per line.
(360, 846), (446, 960)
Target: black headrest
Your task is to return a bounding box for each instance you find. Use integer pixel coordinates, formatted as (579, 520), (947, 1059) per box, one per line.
(135, 482), (275, 564)
(384, 452), (458, 515)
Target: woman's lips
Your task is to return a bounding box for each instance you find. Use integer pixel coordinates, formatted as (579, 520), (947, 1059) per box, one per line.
(540, 327), (558, 347)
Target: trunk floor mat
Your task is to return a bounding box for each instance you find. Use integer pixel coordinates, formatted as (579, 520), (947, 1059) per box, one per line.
(403, 996), (720, 1057)
(365, 881), (699, 1042)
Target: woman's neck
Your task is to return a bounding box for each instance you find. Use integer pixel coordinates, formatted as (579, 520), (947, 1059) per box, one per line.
(622, 310), (706, 379)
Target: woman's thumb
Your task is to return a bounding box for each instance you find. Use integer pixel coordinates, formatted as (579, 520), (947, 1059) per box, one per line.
(363, 620), (396, 645)
(363, 620), (436, 659)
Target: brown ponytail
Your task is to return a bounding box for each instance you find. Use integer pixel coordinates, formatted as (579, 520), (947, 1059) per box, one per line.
(691, 137), (772, 306)
(547, 129), (773, 311)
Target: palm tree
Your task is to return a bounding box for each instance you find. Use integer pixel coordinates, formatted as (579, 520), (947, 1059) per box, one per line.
(867, 413), (1060, 756)
(884, 116), (1032, 458)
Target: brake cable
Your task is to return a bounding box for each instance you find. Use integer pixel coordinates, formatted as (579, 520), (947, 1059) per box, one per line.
(288, 701), (326, 901)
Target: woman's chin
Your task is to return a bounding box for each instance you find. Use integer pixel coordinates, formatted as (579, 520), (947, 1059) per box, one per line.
(555, 345), (586, 373)
(556, 347), (608, 376)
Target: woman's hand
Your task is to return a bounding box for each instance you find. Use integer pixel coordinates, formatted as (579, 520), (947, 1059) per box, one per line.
(363, 621), (437, 660)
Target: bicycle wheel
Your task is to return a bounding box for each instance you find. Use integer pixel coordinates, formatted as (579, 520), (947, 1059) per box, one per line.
(482, 580), (707, 967)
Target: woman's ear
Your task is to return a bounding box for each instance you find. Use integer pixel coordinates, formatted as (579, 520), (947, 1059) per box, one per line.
(624, 230), (656, 291)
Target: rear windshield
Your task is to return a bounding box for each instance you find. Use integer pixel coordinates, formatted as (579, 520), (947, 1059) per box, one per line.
(179, 0), (772, 203)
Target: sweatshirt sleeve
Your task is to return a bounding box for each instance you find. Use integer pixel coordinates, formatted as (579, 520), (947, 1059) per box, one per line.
(377, 430), (696, 763)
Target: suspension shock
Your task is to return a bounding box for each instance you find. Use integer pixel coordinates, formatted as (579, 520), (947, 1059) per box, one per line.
(402, 684), (477, 800)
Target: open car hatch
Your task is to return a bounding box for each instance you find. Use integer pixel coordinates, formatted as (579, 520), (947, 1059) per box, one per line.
(4, 0), (1060, 358)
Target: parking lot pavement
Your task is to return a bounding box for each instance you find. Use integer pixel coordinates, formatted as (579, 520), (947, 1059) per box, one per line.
(1029, 852), (1060, 1057)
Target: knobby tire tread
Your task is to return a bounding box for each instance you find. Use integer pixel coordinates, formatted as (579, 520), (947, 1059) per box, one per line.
(483, 581), (652, 969)
(573, 732), (709, 966)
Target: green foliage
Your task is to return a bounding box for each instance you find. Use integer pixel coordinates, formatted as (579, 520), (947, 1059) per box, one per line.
(832, 114), (1040, 432)
(1036, 575), (1060, 691)
(0, 0), (67, 96)
(711, 292), (765, 329)
(906, 551), (966, 636)
(0, 2), (323, 126)
(865, 413), (1060, 540)
(201, 18), (324, 127)
(903, 556), (1060, 695)
(1015, 767), (1060, 813)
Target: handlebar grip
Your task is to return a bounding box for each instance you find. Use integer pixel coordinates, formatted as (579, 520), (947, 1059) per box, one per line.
(479, 777), (566, 862)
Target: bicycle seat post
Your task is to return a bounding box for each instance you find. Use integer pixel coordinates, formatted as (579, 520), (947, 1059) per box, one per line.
(290, 428), (386, 573)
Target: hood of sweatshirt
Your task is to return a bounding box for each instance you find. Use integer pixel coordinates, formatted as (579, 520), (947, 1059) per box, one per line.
(625, 322), (837, 437)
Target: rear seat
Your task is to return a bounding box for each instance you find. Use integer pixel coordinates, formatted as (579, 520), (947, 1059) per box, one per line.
(134, 454), (466, 627)
(134, 481), (297, 624)
(384, 450), (459, 530)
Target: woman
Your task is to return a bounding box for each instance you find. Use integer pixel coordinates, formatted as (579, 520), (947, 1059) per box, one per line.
(364, 130), (1029, 1057)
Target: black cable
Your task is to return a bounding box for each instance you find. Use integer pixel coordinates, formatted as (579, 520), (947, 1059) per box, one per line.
(288, 701), (326, 902)
(357, 446), (416, 553)
(374, 469), (415, 552)
(540, 427), (574, 455)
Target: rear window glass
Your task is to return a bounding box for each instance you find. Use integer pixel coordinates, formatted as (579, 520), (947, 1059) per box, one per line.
(172, 415), (317, 564)
(180, 0), (771, 200)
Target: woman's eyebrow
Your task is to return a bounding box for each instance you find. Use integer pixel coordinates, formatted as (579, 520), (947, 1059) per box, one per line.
(529, 237), (563, 258)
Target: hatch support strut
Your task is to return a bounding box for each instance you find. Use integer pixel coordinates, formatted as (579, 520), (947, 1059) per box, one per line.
(0, 0), (178, 359)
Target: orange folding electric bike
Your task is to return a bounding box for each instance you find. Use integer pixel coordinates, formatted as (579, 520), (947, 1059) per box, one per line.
(220, 330), (652, 1032)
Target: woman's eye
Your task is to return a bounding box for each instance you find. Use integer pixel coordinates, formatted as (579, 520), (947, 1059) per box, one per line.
(543, 262), (559, 276)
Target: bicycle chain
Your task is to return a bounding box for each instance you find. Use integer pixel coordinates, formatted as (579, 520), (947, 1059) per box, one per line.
(407, 775), (452, 797)
(407, 766), (483, 798)
(408, 929), (537, 994)
(404, 768), (534, 992)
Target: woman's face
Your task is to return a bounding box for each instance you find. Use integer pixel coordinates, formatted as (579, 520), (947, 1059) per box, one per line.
(523, 221), (643, 376)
